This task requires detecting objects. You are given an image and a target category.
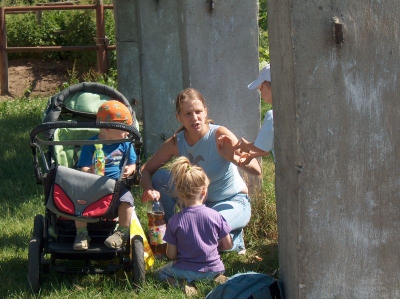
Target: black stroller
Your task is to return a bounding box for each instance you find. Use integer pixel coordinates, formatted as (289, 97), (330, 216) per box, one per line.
(28, 82), (145, 293)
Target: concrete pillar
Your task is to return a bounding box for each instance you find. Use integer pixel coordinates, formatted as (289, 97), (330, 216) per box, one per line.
(137, 0), (183, 154)
(113, 0), (142, 119)
(114, 0), (259, 160)
(178, 0), (260, 191)
(269, 0), (400, 298)
(178, 0), (259, 147)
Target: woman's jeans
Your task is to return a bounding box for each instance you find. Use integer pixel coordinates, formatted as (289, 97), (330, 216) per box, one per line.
(152, 169), (251, 252)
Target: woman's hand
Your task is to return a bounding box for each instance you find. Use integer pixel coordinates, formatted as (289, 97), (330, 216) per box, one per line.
(216, 127), (261, 176)
(238, 152), (253, 166)
(141, 189), (161, 203)
(235, 137), (252, 153)
(217, 134), (239, 163)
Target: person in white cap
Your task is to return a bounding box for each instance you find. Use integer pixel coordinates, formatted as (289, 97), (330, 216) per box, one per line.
(236, 64), (274, 165)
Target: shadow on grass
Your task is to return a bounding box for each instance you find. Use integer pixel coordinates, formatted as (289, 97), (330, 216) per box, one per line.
(1, 255), (140, 297)
(0, 100), (47, 215)
(0, 232), (28, 251)
(0, 256), (31, 296)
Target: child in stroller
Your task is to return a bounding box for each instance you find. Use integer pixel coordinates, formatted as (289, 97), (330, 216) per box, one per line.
(28, 82), (145, 293)
(73, 100), (136, 251)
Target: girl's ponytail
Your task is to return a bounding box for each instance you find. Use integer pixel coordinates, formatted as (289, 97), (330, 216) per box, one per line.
(169, 157), (209, 202)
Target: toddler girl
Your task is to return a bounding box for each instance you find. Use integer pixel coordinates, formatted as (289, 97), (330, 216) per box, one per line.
(155, 156), (233, 295)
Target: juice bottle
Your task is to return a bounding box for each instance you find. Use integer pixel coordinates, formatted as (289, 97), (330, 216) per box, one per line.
(147, 200), (167, 256)
(93, 144), (105, 176)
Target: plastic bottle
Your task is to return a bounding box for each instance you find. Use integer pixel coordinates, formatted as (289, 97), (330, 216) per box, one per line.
(147, 200), (167, 256)
(93, 144), (105, 176)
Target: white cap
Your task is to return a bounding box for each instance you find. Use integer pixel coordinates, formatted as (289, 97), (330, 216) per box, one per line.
(247, 64), (271, 90)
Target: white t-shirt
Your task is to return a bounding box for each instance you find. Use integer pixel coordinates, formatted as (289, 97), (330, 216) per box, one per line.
(254, 110), (274, 158)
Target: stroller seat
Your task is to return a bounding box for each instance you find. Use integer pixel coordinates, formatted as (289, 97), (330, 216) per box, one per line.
(53, 128), (99, 168)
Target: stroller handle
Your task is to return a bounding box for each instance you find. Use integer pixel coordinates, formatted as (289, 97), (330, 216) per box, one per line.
(30, 121), (141, 145)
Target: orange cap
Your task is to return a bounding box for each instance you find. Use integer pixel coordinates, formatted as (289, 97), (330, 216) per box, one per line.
(96, 100), (133, 125)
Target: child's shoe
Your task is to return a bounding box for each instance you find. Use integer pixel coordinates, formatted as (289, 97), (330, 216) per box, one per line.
(104, 230), (129, 249)
(73, 232), (91, 250)
(183, 281), (198, 297)
(213, 274), (229, 284)
(238, 248), (247, 255)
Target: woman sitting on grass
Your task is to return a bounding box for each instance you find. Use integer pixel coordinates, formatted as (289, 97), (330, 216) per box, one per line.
(155, 157), (233, 296)
(141, 87), (261, 254)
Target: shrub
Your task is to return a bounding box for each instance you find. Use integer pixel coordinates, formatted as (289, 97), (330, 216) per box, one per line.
(4, 0), (115, 68)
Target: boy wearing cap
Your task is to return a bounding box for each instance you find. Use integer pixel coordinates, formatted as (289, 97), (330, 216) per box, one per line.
(73, 100), (137, 250)
(236, 64), (274, 165)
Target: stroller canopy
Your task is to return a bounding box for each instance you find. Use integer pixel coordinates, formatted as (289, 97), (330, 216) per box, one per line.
(42, 82), (138, 139)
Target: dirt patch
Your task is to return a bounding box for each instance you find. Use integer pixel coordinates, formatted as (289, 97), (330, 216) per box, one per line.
(0, 58), (76, 100)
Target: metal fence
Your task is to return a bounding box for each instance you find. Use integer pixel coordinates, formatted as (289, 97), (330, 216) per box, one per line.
(0, 1), (115, 95)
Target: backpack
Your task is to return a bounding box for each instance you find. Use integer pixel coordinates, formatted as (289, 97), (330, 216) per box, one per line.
(206, 272), (284, 299)
(44, 165), (120, 222)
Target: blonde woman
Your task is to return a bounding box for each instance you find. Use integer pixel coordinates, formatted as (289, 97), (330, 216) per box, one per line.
(140, 88), (261, 254)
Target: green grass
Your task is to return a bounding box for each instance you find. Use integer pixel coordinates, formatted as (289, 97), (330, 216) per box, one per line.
(0, 97), (277, 298)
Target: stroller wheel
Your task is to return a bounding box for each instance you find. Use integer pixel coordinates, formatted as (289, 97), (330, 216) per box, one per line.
(131, 235), (145, 286)
(28, 214), (44, 293)
(32, 214), (44, 239)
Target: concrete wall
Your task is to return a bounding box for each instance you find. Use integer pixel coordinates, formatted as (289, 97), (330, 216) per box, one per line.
(269, 0), (400, 298)
(114, 0), (259, 159)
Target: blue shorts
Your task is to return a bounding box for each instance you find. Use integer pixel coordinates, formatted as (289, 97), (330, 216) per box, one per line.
(117, 185), (134, 207)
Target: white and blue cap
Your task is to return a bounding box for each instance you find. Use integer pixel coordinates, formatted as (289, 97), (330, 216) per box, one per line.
(247, 64), (271, 90)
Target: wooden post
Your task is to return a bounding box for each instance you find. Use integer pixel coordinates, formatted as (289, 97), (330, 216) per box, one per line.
(0, 7), (8, 95)
(96, 0), (107, 74)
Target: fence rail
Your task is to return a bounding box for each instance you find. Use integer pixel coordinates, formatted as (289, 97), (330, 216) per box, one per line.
(0, 1), (115, 95)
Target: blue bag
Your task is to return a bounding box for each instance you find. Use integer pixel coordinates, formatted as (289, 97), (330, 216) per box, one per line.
(206, 272), (284, 299)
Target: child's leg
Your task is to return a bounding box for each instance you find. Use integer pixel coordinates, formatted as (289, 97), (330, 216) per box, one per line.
(156, 263), (223, 295)
(75, 221), (87, 229)
(156, 262), (221, 284)
(117, 202), (132, 228)
(155, 261), (177, 282)
(104, 187), (133, 249)
(73, 221), (90, 251)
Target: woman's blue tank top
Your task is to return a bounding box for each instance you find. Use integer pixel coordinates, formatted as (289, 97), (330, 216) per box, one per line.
(176, 124), (246, 202)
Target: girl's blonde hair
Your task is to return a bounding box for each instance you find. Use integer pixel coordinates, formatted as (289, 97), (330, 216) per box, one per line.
(173, 88), (213, 142)
(169, 156), (209, 202)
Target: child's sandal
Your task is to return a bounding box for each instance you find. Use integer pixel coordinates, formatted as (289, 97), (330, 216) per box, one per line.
(213, 274), (229, 284)
(183, 281), (198, 297)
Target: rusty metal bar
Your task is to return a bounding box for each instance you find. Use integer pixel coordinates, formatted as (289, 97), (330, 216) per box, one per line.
(36, 1), (78, 6)
(6, 45), (116, 53)
(96, 0), (107, 74)
(0, 7), (8, 95)
(4, 5), (113, 12)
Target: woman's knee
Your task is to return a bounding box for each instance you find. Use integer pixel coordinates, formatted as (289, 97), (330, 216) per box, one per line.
(152, 169), (171, 190)
(217, 204), (251, 230)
